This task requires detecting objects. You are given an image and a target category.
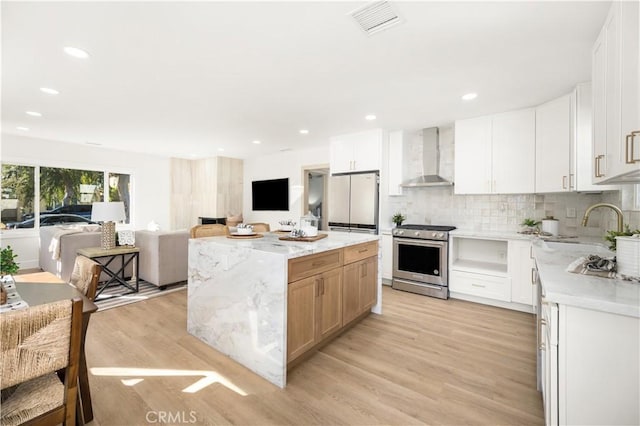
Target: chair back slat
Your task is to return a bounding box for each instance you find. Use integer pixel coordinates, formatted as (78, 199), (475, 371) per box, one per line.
(70, 256), (102, 301)
(190, 224), (229, 238)
(1, 299), (75, 389)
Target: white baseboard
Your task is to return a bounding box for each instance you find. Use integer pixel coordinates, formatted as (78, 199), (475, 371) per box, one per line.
(450, 291), (534, 314)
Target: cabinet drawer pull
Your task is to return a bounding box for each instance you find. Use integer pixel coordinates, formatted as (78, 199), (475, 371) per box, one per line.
(595, 154), (605, 177)
(358, 248), (368, 253)
(540, 318), (547, 325)
(471, 283), (486, 288)
(562, 175), (568, 189)
(569, 173), (575, 189)
(311, 261), (325, 267)
(531, 267), (536, 285)
(539, 343), (546, 351)
(626, 131), (640, 164)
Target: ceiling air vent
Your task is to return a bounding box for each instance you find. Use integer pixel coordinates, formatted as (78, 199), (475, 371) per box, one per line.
(350, 1), (402, 36)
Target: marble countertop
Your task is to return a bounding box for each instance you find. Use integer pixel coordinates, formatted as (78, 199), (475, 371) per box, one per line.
(451, 229), (609, 247)
(192, 231), (380, 259)
(533, 240), (640, 318)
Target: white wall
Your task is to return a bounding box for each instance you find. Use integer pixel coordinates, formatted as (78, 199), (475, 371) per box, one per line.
(1, 133), (171, 269)
(243, 146), (329, 229)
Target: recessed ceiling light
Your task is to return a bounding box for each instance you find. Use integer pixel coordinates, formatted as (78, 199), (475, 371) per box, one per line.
(218, 148), (225, 152)
(64, 46), (90, 59)
(252, 140), (261, 145)
(16, 127), (29, 131)
(365, 114), (376, 121)
(299, 129), (309, 135)
(462, 93), (478, 101)
(26, 111), (42, 117)
(40, 87), (59, 95)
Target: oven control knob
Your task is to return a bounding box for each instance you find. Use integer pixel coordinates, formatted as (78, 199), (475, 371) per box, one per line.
(431, 232), (437, 238)
(397, 230), (404, 235)
(415, 231), (420, 236)
(438, 232), (445, 238)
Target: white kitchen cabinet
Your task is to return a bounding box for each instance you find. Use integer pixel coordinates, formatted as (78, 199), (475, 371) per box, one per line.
(535, 94), (573, 193)
(539, 300), (640, 426)
(508, 240), (535, 306)
(455, 109), (535, 194)
(592, 1), (640, 184)
(330, 129), (382, 174)
(540, 300), (559, 426)
(574, 83), (613, 191)
(454, 116), (493, 194)
(450, 234), (535, 312)
(380, 232), (393, 283)
(536, 84), (615, 193)
(491, 108), (536, 194)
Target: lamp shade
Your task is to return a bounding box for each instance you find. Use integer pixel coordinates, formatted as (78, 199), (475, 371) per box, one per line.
(91, 202), (126, 222)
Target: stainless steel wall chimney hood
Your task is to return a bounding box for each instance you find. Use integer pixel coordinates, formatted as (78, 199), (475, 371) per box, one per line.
(401, 127), (453, 187)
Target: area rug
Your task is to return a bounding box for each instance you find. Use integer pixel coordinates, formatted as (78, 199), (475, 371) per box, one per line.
(95, 280), (187, 311)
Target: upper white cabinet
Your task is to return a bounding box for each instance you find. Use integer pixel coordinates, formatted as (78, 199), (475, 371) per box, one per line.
(454, 116), (492, 194)
(455, 108), (535, 194)
(330, 129), (382, 174)
(592, 1), (640, 184)
(535, 94), (573, 192)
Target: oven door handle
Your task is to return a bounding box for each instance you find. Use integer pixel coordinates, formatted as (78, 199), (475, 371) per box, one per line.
(393, 238), (447, 248)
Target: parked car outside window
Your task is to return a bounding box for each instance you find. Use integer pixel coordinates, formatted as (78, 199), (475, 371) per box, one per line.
(7, 214), (97, 229)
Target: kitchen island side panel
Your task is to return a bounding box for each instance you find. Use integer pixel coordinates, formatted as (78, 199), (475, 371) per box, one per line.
(187, 238), (288, 388)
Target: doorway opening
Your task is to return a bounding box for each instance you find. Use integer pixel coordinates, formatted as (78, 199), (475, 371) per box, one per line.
(301, 165), (329, 231)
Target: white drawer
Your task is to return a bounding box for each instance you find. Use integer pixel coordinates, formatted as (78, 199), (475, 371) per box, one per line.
(450, 270), (511, 302)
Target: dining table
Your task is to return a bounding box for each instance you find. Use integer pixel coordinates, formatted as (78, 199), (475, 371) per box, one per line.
(10, 272), (98, 425)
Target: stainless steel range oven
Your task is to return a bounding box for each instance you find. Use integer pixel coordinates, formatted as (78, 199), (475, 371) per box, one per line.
(391, 224), (456, 299)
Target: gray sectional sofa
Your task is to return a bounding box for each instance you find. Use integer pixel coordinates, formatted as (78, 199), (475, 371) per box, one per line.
(39, 226), (189, 288)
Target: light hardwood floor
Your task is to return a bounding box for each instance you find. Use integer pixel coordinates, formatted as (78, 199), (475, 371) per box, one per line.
(85, 286), (543, 425)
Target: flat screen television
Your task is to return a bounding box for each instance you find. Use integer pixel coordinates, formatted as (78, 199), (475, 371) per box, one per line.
(252, 178), (289, 211)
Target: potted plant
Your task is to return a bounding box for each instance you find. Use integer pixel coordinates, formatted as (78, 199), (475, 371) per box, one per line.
(520, 218), (540, 234)
(392, 212), (406, 227)
(0, 245), (20, 276)
(604, 225), (640, 251)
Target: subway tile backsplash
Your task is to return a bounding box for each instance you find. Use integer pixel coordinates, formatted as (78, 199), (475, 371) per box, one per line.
(386, 188), (633, 237)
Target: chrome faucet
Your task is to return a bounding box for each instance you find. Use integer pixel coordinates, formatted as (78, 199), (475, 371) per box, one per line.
(581, 203), (624, 233)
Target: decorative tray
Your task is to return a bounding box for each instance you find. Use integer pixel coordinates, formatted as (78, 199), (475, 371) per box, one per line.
(227, 233), (263, 239)
(279, 233), (328, 242)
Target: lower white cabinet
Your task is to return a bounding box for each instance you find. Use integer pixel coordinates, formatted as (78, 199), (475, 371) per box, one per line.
(449, 270), (510, 301)
(539, 301), (639, 425)
(450, 235), (535, 312)
(508, 240), (535, 306)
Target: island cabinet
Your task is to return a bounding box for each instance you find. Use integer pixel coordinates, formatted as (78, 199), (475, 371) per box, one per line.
(342, 242), (378, 324)
(286, 241), (378, 364)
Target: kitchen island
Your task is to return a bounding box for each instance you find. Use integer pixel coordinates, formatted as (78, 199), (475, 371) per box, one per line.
(187, 231), (381, 388)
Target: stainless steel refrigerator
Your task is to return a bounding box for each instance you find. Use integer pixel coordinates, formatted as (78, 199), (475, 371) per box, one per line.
(328, 172), (378, 234)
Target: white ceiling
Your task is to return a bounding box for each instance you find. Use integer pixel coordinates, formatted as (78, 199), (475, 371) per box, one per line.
(1, 1), (611, 160)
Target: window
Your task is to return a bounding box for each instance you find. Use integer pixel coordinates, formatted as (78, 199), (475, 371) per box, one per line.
(1, 163), (132, 230)
(1, 165), (35, 226)
(109, 173), (131, 223)
(40, 167), (104, 219)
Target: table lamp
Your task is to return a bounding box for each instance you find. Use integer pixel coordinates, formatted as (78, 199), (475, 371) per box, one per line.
(91, 202), (126, 250)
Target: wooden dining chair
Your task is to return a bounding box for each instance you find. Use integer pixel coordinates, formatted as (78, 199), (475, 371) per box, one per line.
(69, 256), (102, 302)
(248, 222), (270, 232)
(1, 297), (83, 426)
(190, 224), (229, 238)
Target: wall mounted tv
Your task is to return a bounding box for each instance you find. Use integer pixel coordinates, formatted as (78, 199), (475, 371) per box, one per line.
(252, 178), (289, 211)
